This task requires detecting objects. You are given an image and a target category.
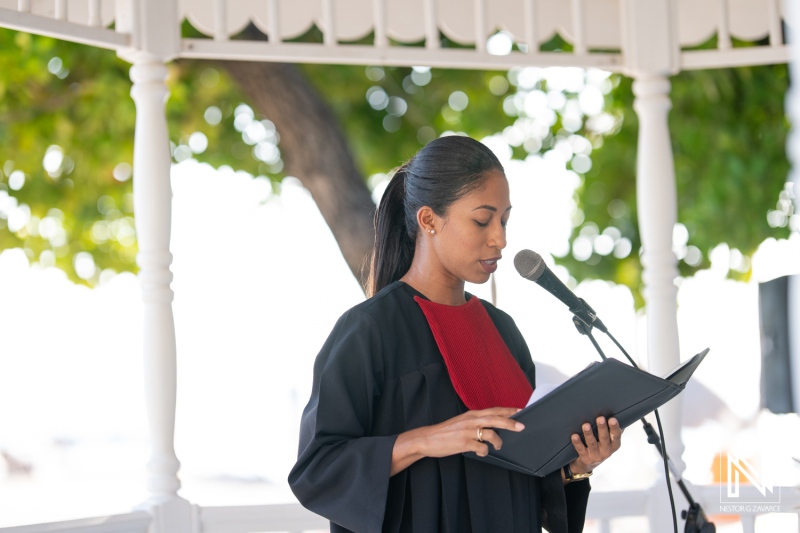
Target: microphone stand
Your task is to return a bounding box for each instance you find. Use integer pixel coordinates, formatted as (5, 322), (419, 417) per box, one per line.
(570, 300), (715, 533)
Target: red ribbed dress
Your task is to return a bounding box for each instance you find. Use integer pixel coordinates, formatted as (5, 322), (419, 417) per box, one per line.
(414, 295), (533, 410)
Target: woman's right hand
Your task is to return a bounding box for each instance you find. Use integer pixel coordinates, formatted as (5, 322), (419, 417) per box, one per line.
(390, 407), (524, 476)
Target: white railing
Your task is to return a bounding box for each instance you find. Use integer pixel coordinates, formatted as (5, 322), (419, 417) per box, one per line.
(2, 486), (797, 533)
(195, 486), (800, 533)
(0, 511), (151, 533)
(198, 503), (328, 533)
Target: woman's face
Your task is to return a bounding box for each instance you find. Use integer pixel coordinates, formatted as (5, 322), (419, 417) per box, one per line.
(428, 169), (511, 285)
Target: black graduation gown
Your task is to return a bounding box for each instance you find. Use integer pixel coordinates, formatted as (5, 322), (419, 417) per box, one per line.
(289, 281), (590, 533)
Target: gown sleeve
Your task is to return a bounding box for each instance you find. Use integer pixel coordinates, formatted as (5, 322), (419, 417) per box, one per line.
(288, 308), (398, 533)
(494, 308), (592, 533)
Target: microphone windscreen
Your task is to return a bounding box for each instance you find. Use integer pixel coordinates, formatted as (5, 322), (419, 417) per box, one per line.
(514, 249), (546, 281)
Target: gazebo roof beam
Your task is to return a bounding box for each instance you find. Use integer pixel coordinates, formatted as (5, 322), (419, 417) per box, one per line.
(179, 39), (624, 70)
(681, 46), (790, 70)
(0, 8), (127, 49)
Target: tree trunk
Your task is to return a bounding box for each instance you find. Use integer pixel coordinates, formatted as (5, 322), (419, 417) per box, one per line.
(221, 60), (376, 291)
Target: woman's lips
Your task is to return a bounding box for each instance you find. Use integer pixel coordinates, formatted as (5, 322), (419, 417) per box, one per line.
(479, 259), (499, 274)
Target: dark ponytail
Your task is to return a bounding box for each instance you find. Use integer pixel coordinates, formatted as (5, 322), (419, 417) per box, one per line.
(367, 166), (415, 297)
(366, 136), (504, 297)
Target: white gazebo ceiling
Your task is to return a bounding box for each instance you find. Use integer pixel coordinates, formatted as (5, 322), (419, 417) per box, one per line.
(0, 0), (790, 69)
(180, 0), (781, 50)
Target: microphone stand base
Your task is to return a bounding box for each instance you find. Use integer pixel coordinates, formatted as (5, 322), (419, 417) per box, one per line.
(682, 503), (716, 533)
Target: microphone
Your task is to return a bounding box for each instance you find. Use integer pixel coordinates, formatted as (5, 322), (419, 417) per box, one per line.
(513, 249), (607, 333)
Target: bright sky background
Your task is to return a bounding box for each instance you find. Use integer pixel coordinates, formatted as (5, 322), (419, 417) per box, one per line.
(1, 150), (799, 530)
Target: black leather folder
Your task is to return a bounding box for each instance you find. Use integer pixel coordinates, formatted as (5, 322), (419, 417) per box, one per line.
(464, 348), (709, 476)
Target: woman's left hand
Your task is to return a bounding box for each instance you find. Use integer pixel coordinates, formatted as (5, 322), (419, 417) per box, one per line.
(568, 416), (623, 476)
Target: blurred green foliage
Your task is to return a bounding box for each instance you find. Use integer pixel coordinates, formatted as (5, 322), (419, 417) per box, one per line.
(0, 27), (793, 305)
(301, 64), (511, 175)
(0, 28), (256, 281)
(0, 26), (517, 285)
(557, 65), (792, 307)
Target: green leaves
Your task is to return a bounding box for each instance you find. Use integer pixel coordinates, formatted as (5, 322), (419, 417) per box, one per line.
(555, 65), (791, 307)
(298, 64), (512, 176)
(0, 29), (136, 282)
(0, 26), (792, 302)
(0, 30), (266, 285)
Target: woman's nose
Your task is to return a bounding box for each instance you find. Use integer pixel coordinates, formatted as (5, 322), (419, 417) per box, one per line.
(489, 223), (507, 250)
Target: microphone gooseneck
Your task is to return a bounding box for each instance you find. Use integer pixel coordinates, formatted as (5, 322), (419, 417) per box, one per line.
(514, 248), (713, 533)
(513, 249), (607, 333)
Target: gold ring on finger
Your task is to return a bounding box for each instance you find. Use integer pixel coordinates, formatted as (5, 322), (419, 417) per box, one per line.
(477, 428), (484, 442)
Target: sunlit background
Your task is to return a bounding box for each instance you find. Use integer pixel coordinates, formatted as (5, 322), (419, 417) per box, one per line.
(1, 57), (799, 532)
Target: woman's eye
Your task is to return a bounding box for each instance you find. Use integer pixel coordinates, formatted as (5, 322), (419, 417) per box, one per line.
(475, 220), (490, 227)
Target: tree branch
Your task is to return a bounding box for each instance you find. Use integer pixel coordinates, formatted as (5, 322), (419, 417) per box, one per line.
(220, 60), (376, 291)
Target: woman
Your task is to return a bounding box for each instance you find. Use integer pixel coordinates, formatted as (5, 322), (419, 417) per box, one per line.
(289, 136), (622, 532)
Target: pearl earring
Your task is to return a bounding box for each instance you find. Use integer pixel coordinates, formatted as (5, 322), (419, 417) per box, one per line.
(428, 229), (435, 235)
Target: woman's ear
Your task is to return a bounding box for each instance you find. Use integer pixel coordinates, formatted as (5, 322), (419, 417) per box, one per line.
(417, 206), (437, 235)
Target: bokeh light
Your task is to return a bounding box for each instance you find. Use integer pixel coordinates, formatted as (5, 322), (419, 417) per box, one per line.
(233, 104), (255, 132)
(9, 170), (25, 190)
(47, 56), (63, 74)
(189, 132), (209, 154)
(204, 106), (223, 126)
(489, 75), (509, 96)
(39, 249), (56, 268)
(47, 56), (69, 78)
(607, 199), (627, 219)
(7, 203), (30, 233)
(410, 66), (432, 86)
(613, 238), (632, 259)
(365, 66), (384, 82)
(97, 195), (116, 215)
(386, 96), (408, 117)
(173, 145), (192, 163)
(73, 252), (96, 280)
(572, 236), (592, 261)
(254, 142), (280, 164)
(366, 86), (389, 110)
(486, 31), (513, 56)
(113, 162), (132, 182)
(43, 146), (64, 177)
(684, 245), (703, 266)
(382, 115), (401, 133)
(448, 91), (469, 112)
(199, 68), (220, 88)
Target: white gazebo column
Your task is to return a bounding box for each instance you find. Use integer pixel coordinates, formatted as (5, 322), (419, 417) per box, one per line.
(632, 74), (684, 468)
(623, 3), (685, 530)
(622, 0), (684, 472)
(117, 0), (188, 529)
(129, 55), (192, 533)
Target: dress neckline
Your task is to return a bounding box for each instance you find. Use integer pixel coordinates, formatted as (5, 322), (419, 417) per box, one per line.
(397, 280), (474, 307)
